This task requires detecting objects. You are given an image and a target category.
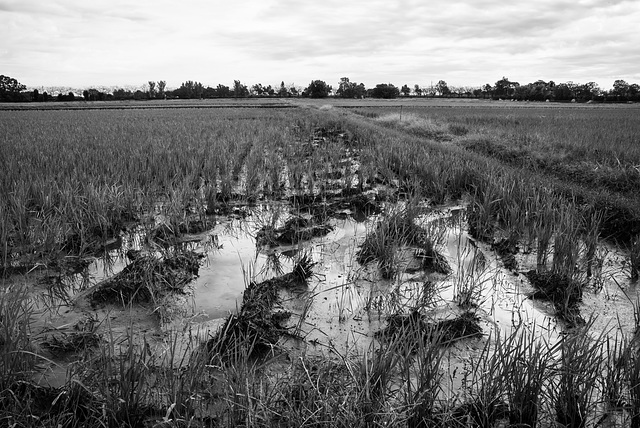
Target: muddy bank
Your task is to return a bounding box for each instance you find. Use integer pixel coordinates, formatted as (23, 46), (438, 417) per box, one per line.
(206, 256), (315, 360)
(89, 250), (204, 323)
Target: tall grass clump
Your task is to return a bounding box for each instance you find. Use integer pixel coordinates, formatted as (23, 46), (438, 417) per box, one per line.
(551, 319), (605, 428)
(466, 179), (499, 242)
(403, 327), (447, 427)
(357, 201), (449, 279)
(500, 326), (552, 427)
(354, 339), (404, 426)
(0, 286), (38, 390)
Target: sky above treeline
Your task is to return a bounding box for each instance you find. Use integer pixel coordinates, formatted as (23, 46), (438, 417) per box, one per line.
(1, 0), (638, 91)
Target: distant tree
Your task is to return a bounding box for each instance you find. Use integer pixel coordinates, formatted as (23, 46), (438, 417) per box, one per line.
(611, 79), (630, 99)
(233, 80), (249, 98)
(0, 75), (27, 101)
(336, 77), (365, 98)
(133, 90), (146, 100)
(449, 85), (466, 98)
(265, 85), (275, 96)
(304, 80), (332, 98)
(370, 83), (399, 99)
(462, 86), (477, 97)
(482, 84), (493, 99)
(157, 80), (166, 99)
(629, 83), (640, 101)
(216, 84), (231, 97)
(523, 80), (551, 101)
(553, 83), (573, 101)
(401, 84), (411, 97)
(171, 81), (204, 99)
(414, 84), (423, 97)
(436, 80), (450, 97)
(336, 77), (352, 98)
(493, 77), (519, 99)
(83, 88), (106, 101)
(42, 91), (49, 102)
(278, 81), (289, 97)
(32, 88), (39, 102)
(113, 88), (134, 100)
(251, 83), (265, 96)
(289, 85), (301, 97)
(148, 81), (156, 99)
(55, 92), (75, 102)
(575, 82), (600, 101)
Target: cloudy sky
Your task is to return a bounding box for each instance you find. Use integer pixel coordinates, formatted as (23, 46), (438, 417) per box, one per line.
(1, 0), (638, 91)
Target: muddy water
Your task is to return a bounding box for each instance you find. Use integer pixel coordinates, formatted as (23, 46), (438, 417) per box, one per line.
(28, 200), (640, 390)
(270, 204), (560, 359)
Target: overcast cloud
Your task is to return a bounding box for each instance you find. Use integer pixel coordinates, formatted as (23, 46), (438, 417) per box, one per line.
(1, 0), (638, 90)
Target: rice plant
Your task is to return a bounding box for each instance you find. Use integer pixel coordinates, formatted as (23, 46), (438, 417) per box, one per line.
(550, 318), (605, 428)
(0, 285), (38, 390)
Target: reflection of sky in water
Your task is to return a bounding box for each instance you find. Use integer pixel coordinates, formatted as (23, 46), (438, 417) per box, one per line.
(195, 214), (367, 321)
(194, 229), (271, 319)
(56, 203), (635, 354)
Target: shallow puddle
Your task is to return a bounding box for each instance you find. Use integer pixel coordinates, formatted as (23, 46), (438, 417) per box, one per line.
(22, 197), (640, 395)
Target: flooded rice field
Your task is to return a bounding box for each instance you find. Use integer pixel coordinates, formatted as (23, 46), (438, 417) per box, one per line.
(3, 105), (640, 426)
(25, 190), (636, 397)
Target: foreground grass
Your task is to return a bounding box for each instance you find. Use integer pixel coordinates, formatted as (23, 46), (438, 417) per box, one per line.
(4, 283), (640, 427)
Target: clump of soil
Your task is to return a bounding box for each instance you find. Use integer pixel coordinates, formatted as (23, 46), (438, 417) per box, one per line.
(207, 255), (315, 360)
(90, 250), (204, 306)
(525, 270), (585, 326)
(414, 244), (452, 275)
(256, 215), (333, 247)
(491, 238), (519, 271)
(147, 218), (213, 247)
(42, 315), (102, 356)
(377, 310), (482, 349)
(178, 217), (215, 234)
(289, 191), (382, 222)
(42, 331), (102, 357)
(348, 193), (383, 217)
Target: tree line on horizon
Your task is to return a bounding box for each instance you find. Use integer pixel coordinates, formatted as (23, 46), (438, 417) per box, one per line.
(1, 74), (639, 103)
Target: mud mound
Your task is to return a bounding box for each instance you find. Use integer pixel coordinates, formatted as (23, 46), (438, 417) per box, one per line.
(207, 256), (315, 360)
(525, 270), (585, 326)
(492, 238), (519, 271)
(289, 192), (382, 222)
(146, 217), (214, 247)
(90, 251), (204, 305)
(414, 245), (452, 275)
(256, 215), (333, 247)
(42, 331), (102, 357)
(42, 315), (102, 356)
(378, 310), (482, 349)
